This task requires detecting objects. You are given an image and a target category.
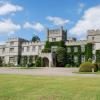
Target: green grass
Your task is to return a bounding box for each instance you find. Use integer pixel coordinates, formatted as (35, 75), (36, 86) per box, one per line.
(0, 74), (100, 100)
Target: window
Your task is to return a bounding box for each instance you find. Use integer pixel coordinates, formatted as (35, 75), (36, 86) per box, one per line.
(81, 55), (85, 62)
(92, 44), (95, 50)
(39, 46), (41, 49)
(67, 47), (71, 53)
(51, 46), (58, 52)
(0, 57), (5, 63)
(27, 46), (30, 52)
(32, 46), (36, 51)
(9, 57), (14, 63)
(22, 47), (24, 52)
(92, 54), (96, 61)
(74, 47), (78, 52)
(10, 41), (14, 46)
(2, 48), (5, 53)
(10, 48), (14, 52)
(92, 37), (94, 40)
(81, 45), (85, 52)
(52, 38), (56, 42)
(74, 56), (78, 63)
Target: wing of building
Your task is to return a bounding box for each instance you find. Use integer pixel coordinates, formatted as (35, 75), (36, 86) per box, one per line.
(0, 27), (100, 67)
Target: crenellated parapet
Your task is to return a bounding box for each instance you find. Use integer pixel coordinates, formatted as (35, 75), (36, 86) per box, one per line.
(66, 40), (93, 46)
(22, 41), (45, 46)
(88, 29), (100, 36)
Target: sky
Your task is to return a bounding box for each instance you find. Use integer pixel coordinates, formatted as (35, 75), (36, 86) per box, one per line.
(0, 0), (100, 43)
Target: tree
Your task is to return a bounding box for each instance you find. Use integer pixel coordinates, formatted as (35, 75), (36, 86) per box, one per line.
(0, 57), (3, 67)
(31, 35), (40, 42)
(56, 47), (67, 67)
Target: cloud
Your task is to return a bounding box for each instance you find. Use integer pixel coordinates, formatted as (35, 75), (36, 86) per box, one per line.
(69, 5), (100, 39)
(46, 16), (70, 26)
(0, 19), (21, 34)
(78, 3), (85, 14)
(23, 22), (44, 32)
(0, 2), (23, 15)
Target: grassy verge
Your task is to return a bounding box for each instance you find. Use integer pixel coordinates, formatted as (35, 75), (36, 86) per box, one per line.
(0, 74), (100, 100)
(73, 70), (100, 74)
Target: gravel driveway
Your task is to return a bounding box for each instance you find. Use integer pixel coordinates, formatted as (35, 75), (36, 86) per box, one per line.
(0, 67), (99, 77)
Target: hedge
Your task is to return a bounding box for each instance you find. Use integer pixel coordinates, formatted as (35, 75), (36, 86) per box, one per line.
(79, 62), (98, 72)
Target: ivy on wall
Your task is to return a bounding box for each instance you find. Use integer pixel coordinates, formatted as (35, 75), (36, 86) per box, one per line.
(96, 50), (100, 63)
(66, 45), (82, 66)
(42, 40), (93, 67)
(20, 55), (42, 67)
(85, 43), (93, 61)
(66, 43), (93, 66)
(0, 57), (3, 66)
(42, 40), (65, 53)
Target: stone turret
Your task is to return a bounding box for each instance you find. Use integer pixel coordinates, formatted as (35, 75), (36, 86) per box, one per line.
(87, 29), (100, 43)
(46, 27), (67, 42)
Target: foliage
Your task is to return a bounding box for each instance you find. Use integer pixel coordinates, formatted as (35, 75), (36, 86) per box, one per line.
(66, 45), (82, 66)
(96, 50), (100, 63)
(42, 40), (65, 53)
(66, 43), (93, 67)
(31, 35), (40, 42)
(85, 43), (93, 61)
(35, 57), (44, 67)
(29, 56), (33, 63)
(96, 63), (100, 70)
(27, 63), (35, 67)
(79, 62), (98, 72)
(88, 58), (92, 63)
(22, 56), (28, 66)
(45, 41), (51, 48)
(0, 57), (3, 67)
(56, 47), (67, 67)
(42, 48), (51, 53)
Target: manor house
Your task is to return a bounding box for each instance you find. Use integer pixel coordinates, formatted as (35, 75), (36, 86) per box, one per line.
(0, 27), (100, 67)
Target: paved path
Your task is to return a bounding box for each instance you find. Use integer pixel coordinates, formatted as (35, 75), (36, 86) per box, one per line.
(0, 67), (99, 77)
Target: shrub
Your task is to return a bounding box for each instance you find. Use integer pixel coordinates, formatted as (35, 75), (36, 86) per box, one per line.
(6, 63), (15, 67)
(35, 57), (44, 67)
(65, 64), (71, 67)
(27, 63), (35, 67)
(79, 62), (98, 72)
(97, 63), (100, 70)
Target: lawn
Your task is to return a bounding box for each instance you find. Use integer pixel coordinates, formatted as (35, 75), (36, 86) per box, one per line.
(0, 74), (100, 100)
